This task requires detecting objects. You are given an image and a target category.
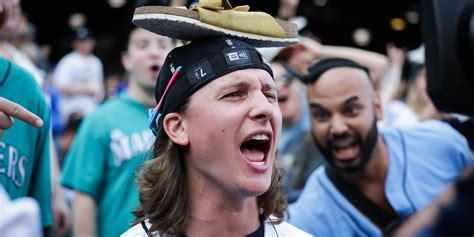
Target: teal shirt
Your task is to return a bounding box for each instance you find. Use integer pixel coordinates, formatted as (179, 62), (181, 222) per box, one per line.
(0, 56), (52, 226)
(61, 92), (154, 237)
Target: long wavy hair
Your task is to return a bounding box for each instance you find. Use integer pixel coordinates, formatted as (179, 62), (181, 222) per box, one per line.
(133, 100), (287, 235)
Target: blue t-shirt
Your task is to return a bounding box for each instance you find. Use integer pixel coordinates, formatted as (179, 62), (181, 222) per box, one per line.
(61, 92), (153, 237)
(288, 120), (473, 237)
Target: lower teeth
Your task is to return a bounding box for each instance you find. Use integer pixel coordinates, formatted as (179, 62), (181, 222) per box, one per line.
(255, 161), (264, 166)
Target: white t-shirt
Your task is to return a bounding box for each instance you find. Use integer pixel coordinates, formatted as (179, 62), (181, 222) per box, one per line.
(121, 219), (312, 237)
(0, 186), (43, 237)
(383, 100), (418, 126)
(54, 51), (104, 123)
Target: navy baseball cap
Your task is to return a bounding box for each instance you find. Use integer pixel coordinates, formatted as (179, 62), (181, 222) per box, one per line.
(74, 27), (94, 40)
(149, 36), (273, 135)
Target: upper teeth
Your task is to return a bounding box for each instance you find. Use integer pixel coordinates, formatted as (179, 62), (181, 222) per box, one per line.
(248, 134), (269, 141)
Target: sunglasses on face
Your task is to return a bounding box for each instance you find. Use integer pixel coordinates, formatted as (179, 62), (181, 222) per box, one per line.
(276, 74), (297, 87)
(274, 61), (303, 87)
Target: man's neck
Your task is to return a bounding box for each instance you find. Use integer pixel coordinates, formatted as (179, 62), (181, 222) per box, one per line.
(185, 209), (261, 237)
(341, 136), (394, 213)
(184, 178), (261, 236)
(128, 83), (155, 107)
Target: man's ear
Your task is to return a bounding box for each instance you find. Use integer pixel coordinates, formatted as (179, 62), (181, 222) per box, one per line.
(163, 113), (189, 146)
(121, 51), (131, 71)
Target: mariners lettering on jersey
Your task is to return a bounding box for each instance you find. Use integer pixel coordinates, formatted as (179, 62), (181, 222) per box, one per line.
(110, 129), (154, 166)
(0, 141), (27, 187)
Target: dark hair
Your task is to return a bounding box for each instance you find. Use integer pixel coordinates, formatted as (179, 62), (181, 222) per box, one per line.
(64, 112), (84, 132)
(304, 58), (371, 84)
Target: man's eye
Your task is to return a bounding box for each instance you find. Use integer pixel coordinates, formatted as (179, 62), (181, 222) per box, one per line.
(345, 106), (359, 116)
(265, 93), (277, 102)
(135, 41), (148, 49)
(223, 91), (242, 98)
(312, 110), (330, 122)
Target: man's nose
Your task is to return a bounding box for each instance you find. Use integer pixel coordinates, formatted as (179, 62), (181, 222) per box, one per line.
(249, 92), (274, 121)
(149, 45), (166, 59)
(329, 115), (349, 135)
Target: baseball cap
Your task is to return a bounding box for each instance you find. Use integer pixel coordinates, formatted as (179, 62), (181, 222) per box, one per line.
(148, 36), (273, 135)
(74, 27), (94, 40)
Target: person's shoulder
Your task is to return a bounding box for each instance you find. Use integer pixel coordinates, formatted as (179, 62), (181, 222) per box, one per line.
(73, 107), (112, 135)
(78, 96), (137, 135)
(0, 58), (44, 97)
(289, 167), (331, 216)
(400, 120), (466, 141)
(304, 166), (327, 187)
(57, 52), (77, 62)
(102, 94), (142, 116)
(268, 221), (314, 236)
(293, 166), (328, 200)
(383, 120), (458, 139)
(83, 53), (102, 65)
(121, 223), (151, 237)
(415, 119), (455, 130)
(0, 55), (10, 67)
(121, 221), (161, 237)
(2, 58), (36, 83)
(91, 54), (102, 63)
(54, 53), (76, 71)
(389, 120), (471, 159)
(96, 96), (124, 111)
(84, 95), (125, 117)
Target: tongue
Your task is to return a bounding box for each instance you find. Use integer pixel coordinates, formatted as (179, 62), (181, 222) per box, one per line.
(241, 147), (265, 162)
(334, 146), (358, 160)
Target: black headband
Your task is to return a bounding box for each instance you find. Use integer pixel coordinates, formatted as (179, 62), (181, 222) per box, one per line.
(149, 36), (273, 136)
(303, 58), (370, 84)
(275, 61), (303, 80)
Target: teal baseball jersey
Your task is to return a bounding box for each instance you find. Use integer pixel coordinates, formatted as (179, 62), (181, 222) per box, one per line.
(61, 92), (154, 237)
(0, 56), (52, 227)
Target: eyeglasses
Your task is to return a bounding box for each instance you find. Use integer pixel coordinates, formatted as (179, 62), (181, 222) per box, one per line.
(274, 61), (302, 87)
(276, 74), (296, 87)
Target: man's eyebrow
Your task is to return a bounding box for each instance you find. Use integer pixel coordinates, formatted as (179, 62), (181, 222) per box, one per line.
(262, 82), (277, 91)
(343, 95), (360, 105)
(218, 81), (248, 91)
(218, 80), (276, 91)
(309, 102), (326, 110)
(309, 96), (360, 110)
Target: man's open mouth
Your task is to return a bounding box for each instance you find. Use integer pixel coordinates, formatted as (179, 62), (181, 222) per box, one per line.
(331, 139), (359, 161)
(240, 133), (271, 168)
(150, 64), (160, 74)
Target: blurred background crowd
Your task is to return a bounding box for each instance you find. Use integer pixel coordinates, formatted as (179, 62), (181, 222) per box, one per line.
(11, 0), (430, 161)
(21, 0), (422, 76)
